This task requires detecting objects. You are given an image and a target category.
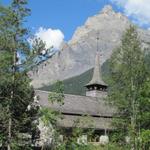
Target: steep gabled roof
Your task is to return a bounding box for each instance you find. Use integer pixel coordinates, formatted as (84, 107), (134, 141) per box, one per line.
(35, 90), (115, 117)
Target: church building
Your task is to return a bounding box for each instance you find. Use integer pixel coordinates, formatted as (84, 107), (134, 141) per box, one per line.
(35, 48), (115, 145)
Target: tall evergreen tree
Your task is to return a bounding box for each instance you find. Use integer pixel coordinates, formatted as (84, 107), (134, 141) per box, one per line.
(107, 26), (150, 149)
(0, 0), (45, 149)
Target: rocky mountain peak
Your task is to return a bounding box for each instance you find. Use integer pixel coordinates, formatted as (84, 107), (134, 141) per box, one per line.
(69, 5), (129, 45)
(100, 5), (114, 14)
(31, 5), (150, 88)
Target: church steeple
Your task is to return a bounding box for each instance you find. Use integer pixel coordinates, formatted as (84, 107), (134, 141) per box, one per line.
(86, 52), (107, 89)
(85, 34), (107, 97)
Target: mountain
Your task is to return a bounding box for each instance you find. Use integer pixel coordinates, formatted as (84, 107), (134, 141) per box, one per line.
(30, 5), (150, 88)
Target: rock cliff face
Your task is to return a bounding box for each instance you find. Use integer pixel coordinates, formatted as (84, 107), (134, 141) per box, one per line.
(30, 5), (150, 88)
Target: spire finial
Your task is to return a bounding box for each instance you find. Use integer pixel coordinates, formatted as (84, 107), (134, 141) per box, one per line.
(96, 32), (100, 52)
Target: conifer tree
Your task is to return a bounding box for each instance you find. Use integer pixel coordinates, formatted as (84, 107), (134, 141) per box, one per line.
(107, 26), (150, 149)
(0, 0), (44, 149)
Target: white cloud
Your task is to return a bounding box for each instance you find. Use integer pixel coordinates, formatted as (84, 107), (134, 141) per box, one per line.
(111, 0), (150, 26)
(35, 27), (64, 49)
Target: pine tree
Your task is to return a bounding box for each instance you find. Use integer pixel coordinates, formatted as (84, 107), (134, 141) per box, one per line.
(107, 26), (150, 149)
(0, 0), (44, 149)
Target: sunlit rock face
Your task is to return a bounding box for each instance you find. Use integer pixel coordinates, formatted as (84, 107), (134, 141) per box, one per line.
(31, 5), (150, 88)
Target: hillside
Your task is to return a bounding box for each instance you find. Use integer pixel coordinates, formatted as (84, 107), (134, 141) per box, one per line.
(38, 61), (110, 95)
(38, 68), (92, 95)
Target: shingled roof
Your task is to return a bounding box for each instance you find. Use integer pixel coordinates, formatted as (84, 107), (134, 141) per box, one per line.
(35, 90), (116, 130)
(36, 90), (115, 117)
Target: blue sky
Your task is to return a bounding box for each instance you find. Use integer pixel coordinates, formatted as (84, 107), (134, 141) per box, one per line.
(2, 0), (150, 49)
(2, 0), (120, 41)
(27, 0), (114, 41)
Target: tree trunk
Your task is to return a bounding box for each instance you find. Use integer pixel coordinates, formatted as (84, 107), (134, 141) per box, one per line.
(7, 46), (16, 150)
(8, 116), (12, 150)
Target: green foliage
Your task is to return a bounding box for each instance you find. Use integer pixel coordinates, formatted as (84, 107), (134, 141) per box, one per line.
(107, 25), (150, 148)
(56, 128), (92, 150)
(57, 142), (128, 150)
(140, 129), (150, 147)
(0, 0), (42, 149)
(40, 108), (61, 127)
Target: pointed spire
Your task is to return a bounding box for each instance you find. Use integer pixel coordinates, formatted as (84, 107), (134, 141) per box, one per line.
(86, 52), (106, 86)
(85, 33), (107, 91)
